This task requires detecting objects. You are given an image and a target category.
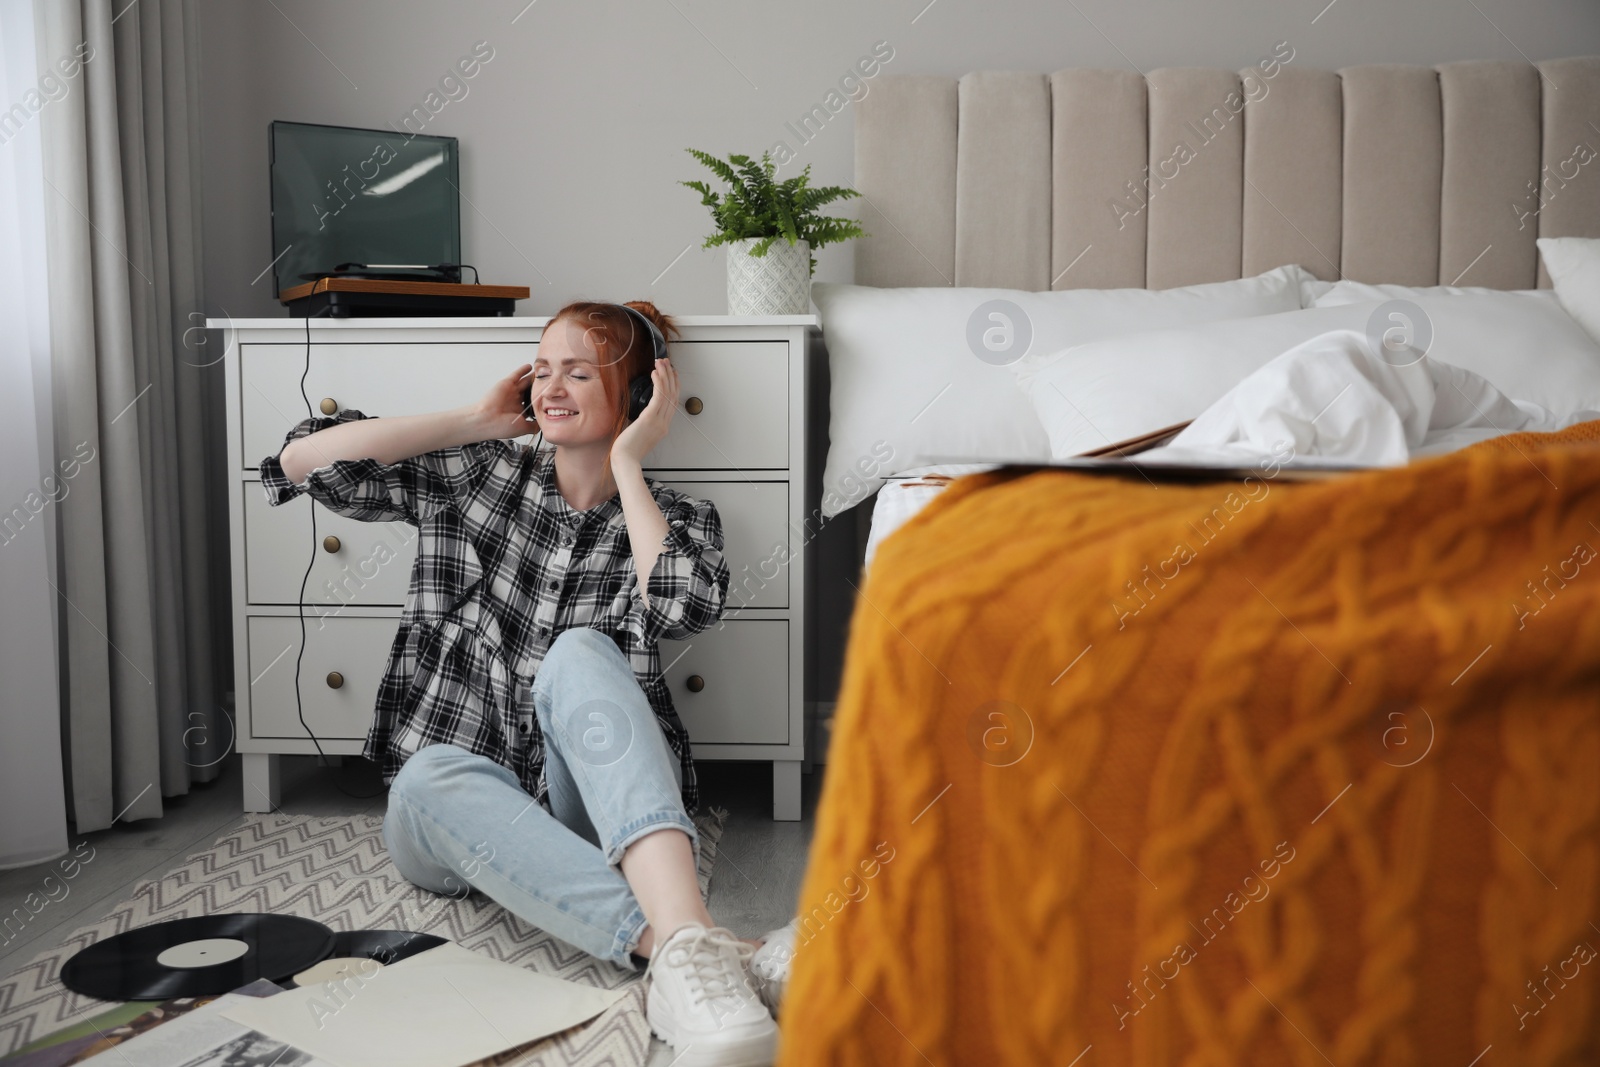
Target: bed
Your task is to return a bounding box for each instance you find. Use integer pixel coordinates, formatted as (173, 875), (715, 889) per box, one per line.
(785, 55), (1600, 1066)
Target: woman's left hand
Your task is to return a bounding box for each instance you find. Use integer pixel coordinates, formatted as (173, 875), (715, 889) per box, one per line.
(610, 356), (679, 469)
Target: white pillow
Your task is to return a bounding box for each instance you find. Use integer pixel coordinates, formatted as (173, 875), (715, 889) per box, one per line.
(1299, 276), (1337, 306)
(811, 265), (1309, 516)
(1307, 282), (1600, 414)
(1311, 280), (1552, 305)
(1538, 237), (1600, 347)
(1023, 291), (1600, 459)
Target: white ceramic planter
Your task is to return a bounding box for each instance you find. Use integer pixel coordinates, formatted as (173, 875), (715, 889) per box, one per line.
(726, 237), (811, 315)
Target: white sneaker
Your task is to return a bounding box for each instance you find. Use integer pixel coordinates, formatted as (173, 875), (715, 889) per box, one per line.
(748, 920), (799, 1017)
(645, 922), (777, 1067)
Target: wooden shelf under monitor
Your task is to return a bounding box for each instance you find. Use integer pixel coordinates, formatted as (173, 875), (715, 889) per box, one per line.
(278, 278), (532, 318)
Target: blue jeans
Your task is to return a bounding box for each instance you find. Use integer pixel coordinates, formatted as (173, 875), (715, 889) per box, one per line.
(381, 627), (701, 969)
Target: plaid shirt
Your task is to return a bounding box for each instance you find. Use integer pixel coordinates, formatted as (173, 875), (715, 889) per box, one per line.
(257, 409), (729, 815)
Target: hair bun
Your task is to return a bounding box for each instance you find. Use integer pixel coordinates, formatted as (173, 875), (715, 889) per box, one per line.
(623, 301), (678, 344)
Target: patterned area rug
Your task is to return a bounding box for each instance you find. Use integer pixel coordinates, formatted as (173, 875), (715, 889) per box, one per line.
(0, 809), (727, 1065)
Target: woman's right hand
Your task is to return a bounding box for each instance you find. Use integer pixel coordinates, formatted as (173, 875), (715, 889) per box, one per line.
(473, 363), (537, 440)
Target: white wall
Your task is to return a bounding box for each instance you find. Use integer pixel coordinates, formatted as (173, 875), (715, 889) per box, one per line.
(197, 0), (1600, 320)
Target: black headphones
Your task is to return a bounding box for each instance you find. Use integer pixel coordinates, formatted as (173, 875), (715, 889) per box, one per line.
(618, 304), (669, 420)
(522, 303), (668, 426)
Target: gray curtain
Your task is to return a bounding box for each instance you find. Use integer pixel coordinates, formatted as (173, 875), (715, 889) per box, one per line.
(1, 0), (70, 869)
(38, 0), (226, 832)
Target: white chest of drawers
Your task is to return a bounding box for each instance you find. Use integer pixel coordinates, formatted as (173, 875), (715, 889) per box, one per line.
(213, 315), (821, 820)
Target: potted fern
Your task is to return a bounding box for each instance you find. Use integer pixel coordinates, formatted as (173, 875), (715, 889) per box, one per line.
(682, 148), (867, 315)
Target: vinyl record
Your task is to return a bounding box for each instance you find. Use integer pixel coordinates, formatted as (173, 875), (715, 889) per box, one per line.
(294, 956), (387, 988)
(327, 929), (447, 968)
(60, 913), (335, 1001)
(288, 929), (447, 987)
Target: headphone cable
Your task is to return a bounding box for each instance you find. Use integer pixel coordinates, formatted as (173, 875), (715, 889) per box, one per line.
(293, 309), (384, 799)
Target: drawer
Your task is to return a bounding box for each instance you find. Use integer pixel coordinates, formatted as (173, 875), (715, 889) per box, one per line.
(244, 486), (416, 607)
(246, 615), (399, 740)
(643, 342), (788, 470)
(660, 619), (788, 744)
(655, 480), (788, 610)
(241, 342), (536, 468)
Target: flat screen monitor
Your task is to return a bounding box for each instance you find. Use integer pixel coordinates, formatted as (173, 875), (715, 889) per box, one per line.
(269, 120), (460, 295)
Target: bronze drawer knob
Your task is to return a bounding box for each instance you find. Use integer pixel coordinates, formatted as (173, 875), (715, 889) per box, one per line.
(319, 397), (338, 415)
(322, 535), (342, 553)
(326, 671), (344, 689)
(685, 396), (704, 416)
(686, 674), (705, 693)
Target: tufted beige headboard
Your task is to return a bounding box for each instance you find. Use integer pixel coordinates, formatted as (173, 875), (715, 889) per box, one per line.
(852, 56), (1600, 293)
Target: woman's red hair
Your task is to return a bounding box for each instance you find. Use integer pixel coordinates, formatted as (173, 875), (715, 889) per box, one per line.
(543, 300), (679, 440)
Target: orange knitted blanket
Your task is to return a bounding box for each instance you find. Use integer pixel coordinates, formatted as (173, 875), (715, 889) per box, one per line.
(781, 424), (1600, 1067)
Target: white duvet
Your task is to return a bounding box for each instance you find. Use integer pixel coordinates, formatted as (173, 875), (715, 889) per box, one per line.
(1141, 329), (1599, 468)
(864, 463), (999, 568)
